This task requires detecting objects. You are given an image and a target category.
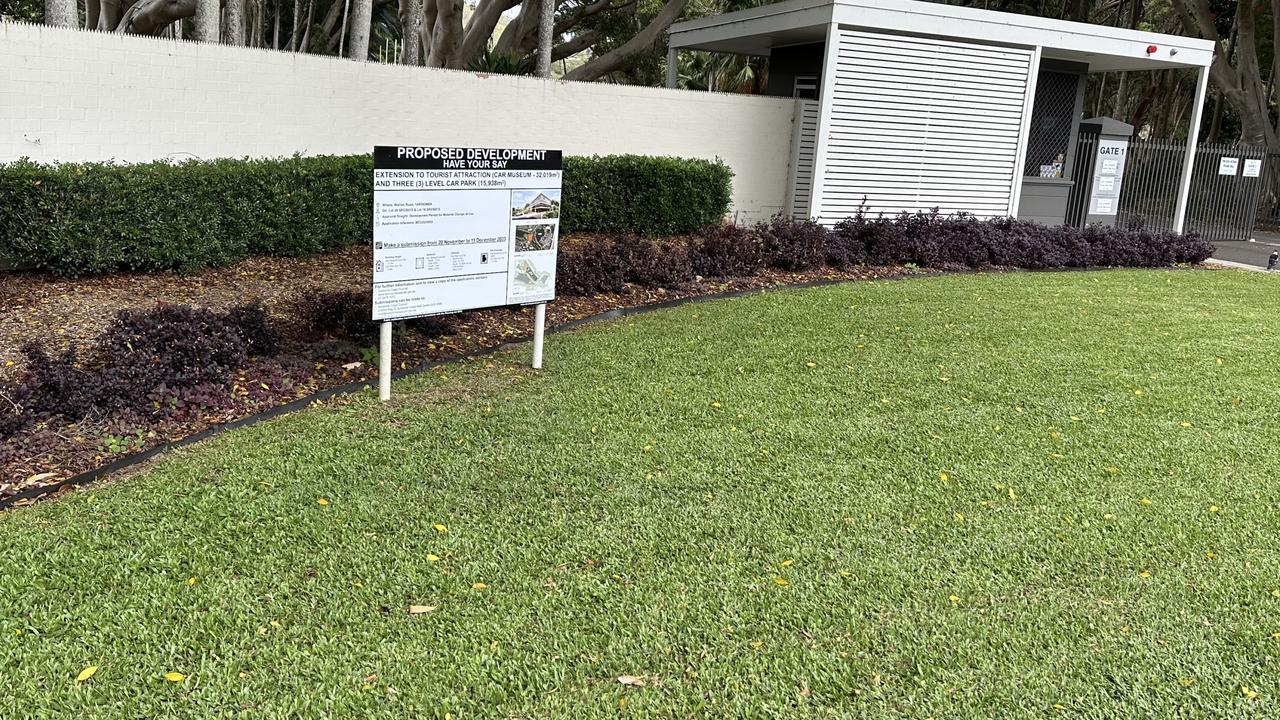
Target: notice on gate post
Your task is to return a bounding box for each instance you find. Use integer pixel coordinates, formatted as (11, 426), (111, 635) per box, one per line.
(371, 146), (562, 321)
(1088, 139), (1128, 218)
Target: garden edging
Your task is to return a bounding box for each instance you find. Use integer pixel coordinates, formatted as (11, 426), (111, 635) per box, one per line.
(0, 277), (855, 510)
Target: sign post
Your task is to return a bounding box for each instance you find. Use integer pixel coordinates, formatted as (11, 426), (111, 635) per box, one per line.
(372, 145), (562, 400)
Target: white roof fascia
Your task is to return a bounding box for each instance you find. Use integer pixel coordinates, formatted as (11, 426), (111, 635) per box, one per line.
(669, 0), (1214, 70)
(831, 0), (1213, 69)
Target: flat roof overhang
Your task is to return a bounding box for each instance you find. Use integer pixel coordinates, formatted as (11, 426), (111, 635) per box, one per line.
(668, 0), (1214, 72)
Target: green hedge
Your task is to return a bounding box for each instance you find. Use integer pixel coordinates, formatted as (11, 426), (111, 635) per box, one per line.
(0, 153), (733, 276)
(561, 155), (733, 236)
(0, 155), (372, 275)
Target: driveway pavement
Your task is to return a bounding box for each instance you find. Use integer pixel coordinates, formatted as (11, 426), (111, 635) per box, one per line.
(1212, 233), (1280, 270)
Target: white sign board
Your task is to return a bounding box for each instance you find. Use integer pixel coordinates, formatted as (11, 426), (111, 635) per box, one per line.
(1089, 139), (1128, 217)
(372, 146), (562, 321)
(1218, 157), (1239, 176)
(1244, 158), (1263, 178)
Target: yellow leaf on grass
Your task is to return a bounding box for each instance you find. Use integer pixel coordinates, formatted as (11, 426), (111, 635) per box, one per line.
(1242, 686), (1258, 699)
(948, 594), (961, 604)
(1272, 589), (1280, 598)
(939, 472), (949, 483)
(774, 577), (789, 586)
(1140, 497), (1152, 506)
(434, 524), (448, 533)
(1139, 571), (1151, 578)
(780, 559), (793, 568)
(1209, 505), (1220, 513)
(76, 665), (98, 683)
(163, 672), (185, 682)
(1177, 678), (1194, 686)
(408, 605), (436, 614)
(472, 582), (487, 590)
(187, 577), (197, 586)
(954, 512), (964, 522)
(317, 498), (330, 506)
(426, 554), (440, 562)
(805, 362), (816, 368)
(617, 674), (646, 687)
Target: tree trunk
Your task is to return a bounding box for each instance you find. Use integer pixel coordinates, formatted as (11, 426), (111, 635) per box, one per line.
(298, 0), (314, 51)
(45, 0), (78, 26)
(347, 0), (371, 60)
(224, 0), (244, 43)
(535, 0), (552, 77)
(399, 0), (422, 64)
(1169, 0), (1278, 149)
(456, 0), (521, 66)
(287, 0), (300, 50)
(193, 0), (218, 40)
(426, 0), (461, 68)
(116, 0), (195, 35)
(563, 0), (688, 82)
(96, 0), (124, 29)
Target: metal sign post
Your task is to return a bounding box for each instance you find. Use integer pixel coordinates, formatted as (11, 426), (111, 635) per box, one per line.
(532, 303), (546, 370)
(379, 321), (392, 402)
(370, 145), (563, 401)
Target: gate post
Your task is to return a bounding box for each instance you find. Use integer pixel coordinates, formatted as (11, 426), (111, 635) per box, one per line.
(1078, 117), (1134, 227)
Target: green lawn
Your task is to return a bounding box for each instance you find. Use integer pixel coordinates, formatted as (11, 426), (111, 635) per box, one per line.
(3, 269), (1280, 718)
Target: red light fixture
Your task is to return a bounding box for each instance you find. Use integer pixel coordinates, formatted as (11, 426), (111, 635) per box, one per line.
(1146, 44), (1158, 54)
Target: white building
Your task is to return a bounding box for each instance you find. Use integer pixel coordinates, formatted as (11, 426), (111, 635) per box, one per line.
(667, 0), (1215, 231)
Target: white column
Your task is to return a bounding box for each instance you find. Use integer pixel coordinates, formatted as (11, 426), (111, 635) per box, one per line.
(807, 22), (842, 225)
(1173, 66), (1210, 234)
(1008, 46), (1042, 218)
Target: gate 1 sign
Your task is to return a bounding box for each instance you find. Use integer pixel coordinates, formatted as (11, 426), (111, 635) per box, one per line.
(371, 146), (562, 321)
(1089, 139), (1128, 217)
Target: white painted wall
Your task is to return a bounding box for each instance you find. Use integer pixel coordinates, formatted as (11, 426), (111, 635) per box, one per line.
(0, 22), (798, 221)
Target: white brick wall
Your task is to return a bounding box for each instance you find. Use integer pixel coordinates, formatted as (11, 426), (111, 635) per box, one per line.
(0, 22), (799, 220)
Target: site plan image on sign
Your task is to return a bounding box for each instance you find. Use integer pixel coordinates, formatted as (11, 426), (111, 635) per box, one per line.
(371, 145), (563, 321)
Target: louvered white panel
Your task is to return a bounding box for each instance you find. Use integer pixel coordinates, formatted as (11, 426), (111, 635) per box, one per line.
(791, 100), (820, 219)
(816, 29), (1032, 221)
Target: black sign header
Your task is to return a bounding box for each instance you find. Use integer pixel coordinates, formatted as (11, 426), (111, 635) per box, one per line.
(374, 145), (562, 171)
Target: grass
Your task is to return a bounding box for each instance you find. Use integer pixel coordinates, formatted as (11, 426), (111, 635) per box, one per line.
(3, 268), (1280, 718)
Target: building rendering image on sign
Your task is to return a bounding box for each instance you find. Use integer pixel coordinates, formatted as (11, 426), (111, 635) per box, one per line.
(371, 145), (562, 321)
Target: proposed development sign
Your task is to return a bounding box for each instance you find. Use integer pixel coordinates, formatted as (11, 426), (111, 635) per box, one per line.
(372, 145), (562, 321)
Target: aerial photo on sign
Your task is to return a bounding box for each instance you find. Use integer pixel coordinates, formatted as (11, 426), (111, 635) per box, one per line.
(371, 145), (562, 321)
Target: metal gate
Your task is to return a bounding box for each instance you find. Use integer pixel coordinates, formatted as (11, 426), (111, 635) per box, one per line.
(1067, 132), (1266, 242)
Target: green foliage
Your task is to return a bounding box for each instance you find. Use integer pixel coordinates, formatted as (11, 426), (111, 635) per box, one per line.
(0, 152), (731, 275)
(560, 155), (733, 236)
(0, 155), (372, 275)
(466, 46), (533, 75)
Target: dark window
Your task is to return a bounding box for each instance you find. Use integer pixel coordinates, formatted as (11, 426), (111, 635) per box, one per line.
(1023, 71), (1080, 178)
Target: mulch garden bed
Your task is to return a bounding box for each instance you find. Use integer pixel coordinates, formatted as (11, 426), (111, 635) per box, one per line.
(0, 241), (938, 506)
